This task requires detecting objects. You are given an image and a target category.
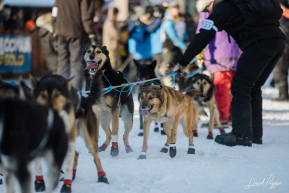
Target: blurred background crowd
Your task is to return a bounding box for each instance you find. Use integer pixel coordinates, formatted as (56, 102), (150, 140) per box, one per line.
(0, 0), (288, 101)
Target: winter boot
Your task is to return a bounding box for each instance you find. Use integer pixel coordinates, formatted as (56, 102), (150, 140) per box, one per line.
(193, 130), (198, 137)
(138, 152), (146, 159)
(219, 128), (226, 134)
(154, 122), (159, 132)
(110, 142), (119, 157)
(35, 176), (46, 192)
(160, 144), (169, 153)
(98, 144), (108, 152)
(98, 171), (109, 184)
(215, 132), (252, 147)
(169, 144), (177, 158)
(187, 145), (195, 154)
(207, 132), (213, 139)
(60, 181), (72, 193)
(125, 145), (133, 153)
(252, 137), (262, 144)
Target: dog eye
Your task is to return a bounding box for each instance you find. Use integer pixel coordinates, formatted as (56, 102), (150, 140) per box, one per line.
(149, 96), (153, 100)
(197, 82), (200, 84)
(54, 93), (60, 98)
(204, 82), (207, 85)
(41, 93), (47, 99)
(96, 51), (101, 54)
(141, 96), (144, 99)
(87, 50), (91, 53)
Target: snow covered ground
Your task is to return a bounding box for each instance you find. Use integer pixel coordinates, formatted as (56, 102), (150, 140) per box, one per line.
(0, 79), (289, 193)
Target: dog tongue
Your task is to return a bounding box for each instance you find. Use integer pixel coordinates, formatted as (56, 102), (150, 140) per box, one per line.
(142, 109), (149, 117)
(199, 96), (205, 101)
(86, 61), (97, 69)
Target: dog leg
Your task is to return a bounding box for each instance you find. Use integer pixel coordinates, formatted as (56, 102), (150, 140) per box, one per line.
(193, 112), (199, 137)
(183, 113), (196, 155)
(121, 104), (133, 153)
(138, 118), (152, 159)
(16, 166), (32, 193)
(99, 111), (112, 152)
(160, 122), (172, 153)
(43, 150), (59, 193)
(110, 107), (120, 157)
(213, 104), (225, 134)
(34, 157), (46, 192)
(72, 151), (79, 181)
(60, 140), (76, 193)
(207, 104), (215, 140)
(4, 173), (16, 193)
(170, 116), (181, 158)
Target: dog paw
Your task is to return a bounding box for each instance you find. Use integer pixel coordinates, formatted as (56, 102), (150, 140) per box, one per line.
(187, 148), (195, 154)
(138, 154), (146, 159)
(110, 145), (119, 157)
(169, 146), (177, 158)
(160, 145), (169, 153)
(193, 132), (198, 137)
(34, 180), (46, 192)
(60, 184), (71, 193)
(207, 132), (214, 139)
(161, 130), (166, 135)
(154, 127), (159, 132)
(99, 144), (107, 152)
(125, 146), (133, 153)
(98, 176), (109, 184)
(138, 132), (144, 136)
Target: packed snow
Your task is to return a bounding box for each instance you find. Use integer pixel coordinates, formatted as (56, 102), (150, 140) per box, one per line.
(0, 78), (288, 193)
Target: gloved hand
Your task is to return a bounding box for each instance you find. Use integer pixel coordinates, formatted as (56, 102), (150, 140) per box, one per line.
(89, 34), (97, 45)
(173, 63), (184, 77)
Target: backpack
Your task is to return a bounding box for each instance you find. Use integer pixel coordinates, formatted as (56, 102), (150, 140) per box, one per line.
(231, 0), (283, 26)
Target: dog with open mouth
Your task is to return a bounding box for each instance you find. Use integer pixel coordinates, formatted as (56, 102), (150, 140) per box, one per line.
(191, 74), (224, 139)
(82, 45), (134, 157)
(138, 84), (204, 159)
(134, 60), (165, 136)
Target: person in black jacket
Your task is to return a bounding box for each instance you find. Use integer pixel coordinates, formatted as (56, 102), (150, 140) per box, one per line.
(178, 0), (286, 147)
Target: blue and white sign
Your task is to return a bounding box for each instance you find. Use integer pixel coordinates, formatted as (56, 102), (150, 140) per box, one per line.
(0, 35), (32, 73)
(201, 19), (218, 32)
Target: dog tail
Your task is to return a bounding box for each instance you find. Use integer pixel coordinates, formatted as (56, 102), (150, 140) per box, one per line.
(185, 89), (204, 98)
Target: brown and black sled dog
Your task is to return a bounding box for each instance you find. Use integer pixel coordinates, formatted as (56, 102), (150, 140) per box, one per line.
(138, 85), (203, 159)
(82, 45), (134, 157)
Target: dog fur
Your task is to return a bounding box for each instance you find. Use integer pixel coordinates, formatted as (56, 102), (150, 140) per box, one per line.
(191, 74), (222, 139)
(0, 98), (68, 193)
(138, 85), (203, 159)
(82, 45), (134, 156)
(0, 75), (31, 99)
(29, 71), (108, 190)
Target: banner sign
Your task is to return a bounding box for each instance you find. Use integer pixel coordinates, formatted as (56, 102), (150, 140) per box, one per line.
(0, 34), (32, 73)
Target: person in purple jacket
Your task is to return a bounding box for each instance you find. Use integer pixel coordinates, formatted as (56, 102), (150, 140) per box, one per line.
(197, 12), (241, 129)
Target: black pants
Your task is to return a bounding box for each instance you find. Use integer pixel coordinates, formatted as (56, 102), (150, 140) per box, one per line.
(231, 39), (285, 138)
(273, 48), (289, 99)
(57, 36), (89, 91)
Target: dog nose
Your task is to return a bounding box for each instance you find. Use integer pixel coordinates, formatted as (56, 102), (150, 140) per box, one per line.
(89, 55), (95, 60)
(141, 104), (147, 109)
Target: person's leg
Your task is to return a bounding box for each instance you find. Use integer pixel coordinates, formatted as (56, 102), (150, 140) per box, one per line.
(251, 46), (286, 141)
(215, 39), (285, 146)
(109, 50), (117, 69)
(214, 71), (232, 122)
(57, 36), (70, 79)
(273, 50), (289, 100)
(69, 38), (88, 91)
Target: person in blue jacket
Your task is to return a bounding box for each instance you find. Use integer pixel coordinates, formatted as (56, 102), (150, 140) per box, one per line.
(161, 1), (187, 65)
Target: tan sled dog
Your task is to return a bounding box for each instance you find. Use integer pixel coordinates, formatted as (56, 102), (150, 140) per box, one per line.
(138, 85), (203, 159)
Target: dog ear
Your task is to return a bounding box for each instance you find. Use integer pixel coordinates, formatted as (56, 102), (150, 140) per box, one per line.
(19, 80), (35, 101)
(29, 74), (38, 91)
(133, 60), (140, 68)
(159, 85), (162, 89)
(150, 60), (157, 70)
(102, 46), (109, 55)
(66, 77), (74, 91)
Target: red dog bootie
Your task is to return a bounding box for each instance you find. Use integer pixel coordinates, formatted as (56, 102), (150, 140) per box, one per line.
(98, 171), (109, 184)
(207, 132), (213, 140)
